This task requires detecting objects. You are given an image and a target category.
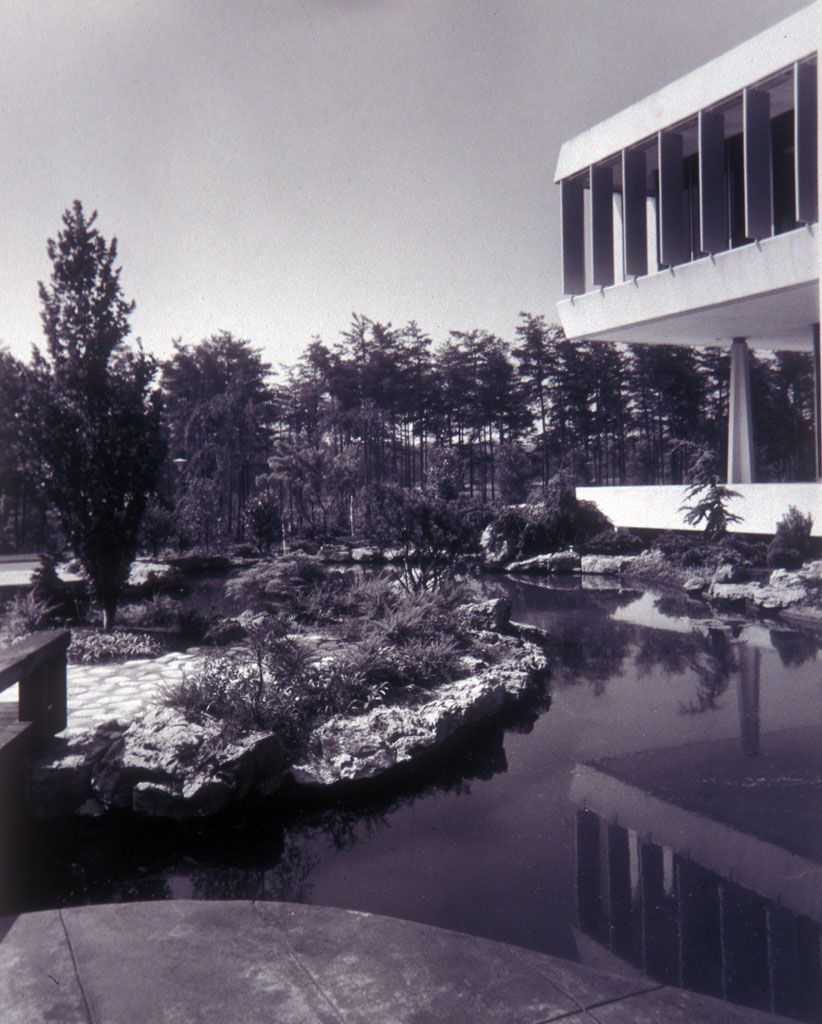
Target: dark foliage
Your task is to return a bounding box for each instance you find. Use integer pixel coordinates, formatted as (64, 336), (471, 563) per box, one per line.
(24, 202), (165, 629)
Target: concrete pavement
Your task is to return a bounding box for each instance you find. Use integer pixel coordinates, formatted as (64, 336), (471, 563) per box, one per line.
(0, 900), (797, 1023)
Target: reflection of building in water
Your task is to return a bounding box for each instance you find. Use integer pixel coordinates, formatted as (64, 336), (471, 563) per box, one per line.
(570, 639), (821, 1022)
(571, 768), (822, 1021)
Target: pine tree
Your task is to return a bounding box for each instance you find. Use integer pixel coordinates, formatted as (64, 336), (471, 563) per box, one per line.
(26, 201), (165, 629)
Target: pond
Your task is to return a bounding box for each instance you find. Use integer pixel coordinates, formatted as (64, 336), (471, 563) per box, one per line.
(18, 574), (822, 1022)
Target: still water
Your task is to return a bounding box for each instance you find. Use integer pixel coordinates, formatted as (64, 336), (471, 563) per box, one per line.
(22, 576), (822, 1021)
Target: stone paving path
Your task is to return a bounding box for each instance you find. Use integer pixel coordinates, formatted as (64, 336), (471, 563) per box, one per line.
(63, 649), (210, 732)
(0, 648), (211, 733)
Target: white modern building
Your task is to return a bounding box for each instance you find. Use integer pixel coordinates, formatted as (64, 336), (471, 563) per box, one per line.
(555, 3), (821, 535)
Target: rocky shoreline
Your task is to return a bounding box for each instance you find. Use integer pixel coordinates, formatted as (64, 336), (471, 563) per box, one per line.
(26, 601), (549, 821)
(495, 547), (822, 622)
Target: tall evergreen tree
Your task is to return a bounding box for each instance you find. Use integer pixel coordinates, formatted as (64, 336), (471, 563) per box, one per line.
(26, 201), (165, 629)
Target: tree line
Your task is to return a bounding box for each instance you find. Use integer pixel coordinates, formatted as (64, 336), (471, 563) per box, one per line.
(1, 203), (817, 565)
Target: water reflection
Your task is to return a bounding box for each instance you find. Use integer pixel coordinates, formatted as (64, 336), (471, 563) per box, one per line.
(20, 715), (519, 915)
(572, 792), (822, 1022)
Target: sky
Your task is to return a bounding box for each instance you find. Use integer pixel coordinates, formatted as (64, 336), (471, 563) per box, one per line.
(0, 0), (811, 374)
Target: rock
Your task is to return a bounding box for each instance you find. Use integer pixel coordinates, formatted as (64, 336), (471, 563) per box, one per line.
(236, 610), (272, 631)
(127, 560), (184, 590)
(459, 598), (511, 633)
(707, 581), (763, 605)
(26, 721), (123, 818)
(798, 559), (822, 581)
(479, 523), (512, 568)
(351, 546), (384, 564)
(88, 706), (287, 820)
(580, 554), (637, 575)
(683, 576), (708, 597)
(708, 579), (808, 611)
(319, 544), (352, 564)
(382, 547), (407, 563)
(712, 563), (748, 584)
(508, 551), (581, 574)
(291, 642), (548, 787)
(204, 617), (247, 646)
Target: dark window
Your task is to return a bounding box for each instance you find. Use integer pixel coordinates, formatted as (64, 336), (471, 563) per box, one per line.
(771, 108), (798, 235)
(725, 133), (748, 248)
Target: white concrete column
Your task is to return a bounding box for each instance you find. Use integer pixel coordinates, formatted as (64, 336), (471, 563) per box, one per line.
(727, 337), (755, 483)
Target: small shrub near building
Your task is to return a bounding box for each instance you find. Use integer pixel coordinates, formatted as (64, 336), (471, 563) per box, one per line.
(768, 506), (814, 569)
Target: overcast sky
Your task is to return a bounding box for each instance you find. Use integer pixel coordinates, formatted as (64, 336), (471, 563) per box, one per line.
(0, 0), (810, 372)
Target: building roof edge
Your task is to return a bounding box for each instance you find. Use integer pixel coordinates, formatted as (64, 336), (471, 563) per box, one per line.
(554, 2), (820, 181)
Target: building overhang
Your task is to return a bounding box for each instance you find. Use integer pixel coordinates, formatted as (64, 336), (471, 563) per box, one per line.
(556, 225), (819, 349)
(554, 3), (819, 182)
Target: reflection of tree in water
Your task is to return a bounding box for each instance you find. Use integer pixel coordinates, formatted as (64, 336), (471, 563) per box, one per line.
(546, 617), (635, 695)
(634, 631), (696, 678)
(652, 592), (712, 621)
(679, 628), (736, 714)
(769, 628), (821, 668)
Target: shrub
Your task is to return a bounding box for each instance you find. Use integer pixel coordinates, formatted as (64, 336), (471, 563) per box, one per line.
(774, 506), (813, 557)
(582, 528), (645, 556)
(243, 495), (282, 555)
(3, 591), (59, 639)
(716, 536), (768, 569)
(767, 506), (813, 570)
(227, 557), (333, 612)
(118, 594), (177, 629)
(767, 543), (803, 570)
(68, 630), (164, 664)
(485, 474), (612, 559)
(575, 500), (613, 542)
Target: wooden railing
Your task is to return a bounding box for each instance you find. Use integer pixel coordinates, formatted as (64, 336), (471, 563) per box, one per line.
(0, 629), (70, 746)
(0, 630), (70, 913)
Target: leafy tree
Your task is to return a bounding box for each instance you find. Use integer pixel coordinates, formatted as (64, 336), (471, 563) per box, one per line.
(162, 332), (275, 546)
(242, 494), (282, 555)
(371, 485), (479, 591)
(25, 201), (165, 628)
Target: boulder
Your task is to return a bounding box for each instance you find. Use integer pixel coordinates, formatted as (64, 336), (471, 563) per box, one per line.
(708, 579), (808, 611)
(580, 554), (637, 575)
(87, 706), (287, 820)
(712, 563), (748, 584)
(683, 576), (708, 597)
(204, 617), (247, 646)
(27, 722), (123, 818)
(350, 546), (384, 564)
(707, 581), (762, 605)
(508, 550), (581, 574)
(319, 544), (352, 564)
(127, 560), (184, 590)
(479, 523), (512, 568)
(291, 641), (548, 787)
(459, 598), (511, 633)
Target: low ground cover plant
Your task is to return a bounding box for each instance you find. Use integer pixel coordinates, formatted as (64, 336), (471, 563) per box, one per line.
(68, 629), (165, 664)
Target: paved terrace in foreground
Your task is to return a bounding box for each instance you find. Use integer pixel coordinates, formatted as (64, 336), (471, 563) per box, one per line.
(0, 900), (797, 1023)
